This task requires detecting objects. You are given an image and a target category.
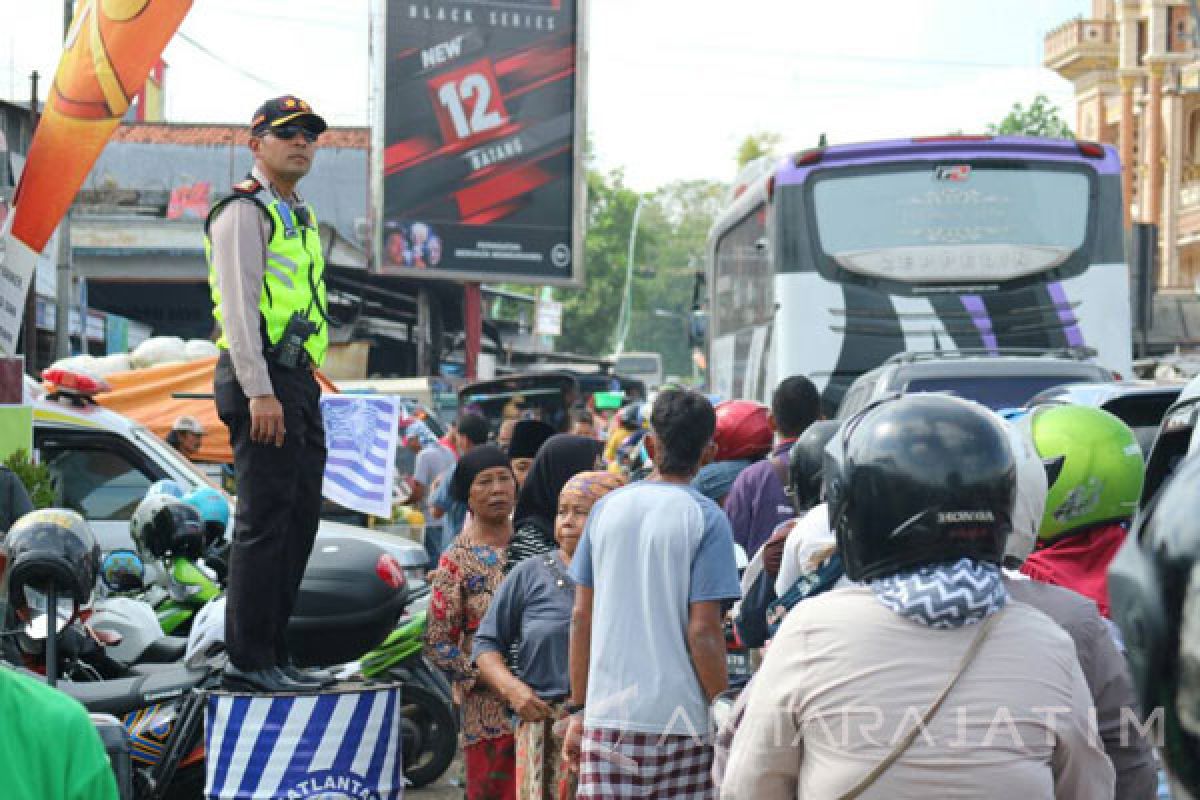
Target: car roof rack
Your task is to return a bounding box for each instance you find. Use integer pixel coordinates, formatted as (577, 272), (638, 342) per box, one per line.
(883, 346), (1098, 365)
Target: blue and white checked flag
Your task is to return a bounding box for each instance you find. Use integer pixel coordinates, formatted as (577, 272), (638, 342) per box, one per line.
(205, 686), (404, 799)
(320, 395), (401, 519)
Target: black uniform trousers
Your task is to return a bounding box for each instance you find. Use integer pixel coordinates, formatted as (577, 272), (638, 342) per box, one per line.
(214, 350), (326, 670)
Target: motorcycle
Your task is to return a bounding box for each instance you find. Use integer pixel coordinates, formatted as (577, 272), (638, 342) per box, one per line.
(357, 610), (457, 788)
(5, 588), (215, 800)
(91, 534), (457, 789)
(149, 555), (222, 636)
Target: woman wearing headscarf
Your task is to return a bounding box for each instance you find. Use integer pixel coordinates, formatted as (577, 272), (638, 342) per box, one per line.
(508, 419), (557, 491)
(423, 445), (520, 800)
(475, 471), (626, 800)
(507, 434), (603, 574)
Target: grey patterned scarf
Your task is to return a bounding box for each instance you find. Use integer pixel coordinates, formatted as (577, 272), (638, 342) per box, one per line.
(870, 557), (1007, 629)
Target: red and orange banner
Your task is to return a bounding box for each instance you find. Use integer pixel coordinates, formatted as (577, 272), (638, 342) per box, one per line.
(0, 0), (192, 355)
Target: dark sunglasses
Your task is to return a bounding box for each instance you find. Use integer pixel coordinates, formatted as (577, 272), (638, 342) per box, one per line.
(266, 125), (319, 143)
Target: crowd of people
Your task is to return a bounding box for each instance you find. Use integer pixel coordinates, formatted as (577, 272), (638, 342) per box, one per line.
(413, 376), (1200, 800)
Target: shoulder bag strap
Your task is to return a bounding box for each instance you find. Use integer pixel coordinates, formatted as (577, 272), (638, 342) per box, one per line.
(769, 452), (789, 489)
(837, 608), (1005, 800)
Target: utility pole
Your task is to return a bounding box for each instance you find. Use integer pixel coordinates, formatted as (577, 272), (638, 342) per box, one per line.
(21, 71), (40, 376)
(54, 0), (74, 360)
(613, 196), (645, 358)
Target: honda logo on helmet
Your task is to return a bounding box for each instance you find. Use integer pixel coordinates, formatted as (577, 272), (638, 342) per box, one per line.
(938, 511), (995, 525)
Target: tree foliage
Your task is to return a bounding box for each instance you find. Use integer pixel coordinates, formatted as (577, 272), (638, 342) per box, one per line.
(556, 168), (647, 359)
(988, 94), (1074, 139)
(4, 449), (56, 509)
(556, 171), (726, 379)
(736, 132), (783, 169)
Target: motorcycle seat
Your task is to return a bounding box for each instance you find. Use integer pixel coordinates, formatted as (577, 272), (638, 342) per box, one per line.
(129, 662), (183, 676)
(57, 665), (209, 716)
(139, 635), (189, 664)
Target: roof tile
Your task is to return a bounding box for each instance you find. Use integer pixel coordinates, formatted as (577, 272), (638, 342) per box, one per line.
(112, 123), (368, 149)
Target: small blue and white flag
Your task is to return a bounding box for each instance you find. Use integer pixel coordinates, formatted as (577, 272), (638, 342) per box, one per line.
(320, 395), (401, 519)
(205, 685), (404, 799)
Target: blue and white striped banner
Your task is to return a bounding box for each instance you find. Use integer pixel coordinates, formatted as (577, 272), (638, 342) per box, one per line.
(320, 395), (401, 519)
(204, 686), (404, 799)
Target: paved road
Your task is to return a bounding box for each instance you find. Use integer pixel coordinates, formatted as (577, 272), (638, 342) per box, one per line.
(407, 756), (464, 798)
(408, 781), (464, 798)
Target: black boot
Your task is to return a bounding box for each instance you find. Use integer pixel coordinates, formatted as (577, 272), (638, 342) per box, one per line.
(223, 664), (323, 693)
(281, 661), (336, 687)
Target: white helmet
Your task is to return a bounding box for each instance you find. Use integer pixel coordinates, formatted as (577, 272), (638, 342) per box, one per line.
(1180, 373), (1200, 458)
(184, 596), (227, 668)
(1004, 417), (1049, 566)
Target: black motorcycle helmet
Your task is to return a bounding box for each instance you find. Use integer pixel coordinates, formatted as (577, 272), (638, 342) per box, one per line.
(788, 420), (840, 514)
(826, 394), (1015, 582)
(1110, 453), (1200, 795)
(130, 494), (205, 559)
(1, 509), (101, 622)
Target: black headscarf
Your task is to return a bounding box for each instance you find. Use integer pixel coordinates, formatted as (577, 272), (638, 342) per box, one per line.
(451, 445), (513, 504)
(508, 419), (556, 460)
(513, 434), (603, 534)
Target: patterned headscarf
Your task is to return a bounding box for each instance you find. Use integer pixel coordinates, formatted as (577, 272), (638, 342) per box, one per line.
(870, 557), (1007, 629)
(559, 470), (627, 510)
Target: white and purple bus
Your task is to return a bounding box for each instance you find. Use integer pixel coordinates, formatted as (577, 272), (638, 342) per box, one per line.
(705, 135), (1131, 411)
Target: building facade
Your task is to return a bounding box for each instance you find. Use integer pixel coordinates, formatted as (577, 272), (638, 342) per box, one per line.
(1046, 0), (1200, 289)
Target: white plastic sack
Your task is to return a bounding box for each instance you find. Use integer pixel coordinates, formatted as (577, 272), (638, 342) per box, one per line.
(184, 339), (220, 360)
(130, 336), (187, 369)
(89, 353), (133, 377)
(46, 354), (99, 375)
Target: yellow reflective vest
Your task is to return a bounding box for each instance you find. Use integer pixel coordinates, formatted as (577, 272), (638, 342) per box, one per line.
(205, 177), (328, 367)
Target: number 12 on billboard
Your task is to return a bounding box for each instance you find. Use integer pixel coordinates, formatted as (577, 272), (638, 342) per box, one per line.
(429, 59), (509, 145)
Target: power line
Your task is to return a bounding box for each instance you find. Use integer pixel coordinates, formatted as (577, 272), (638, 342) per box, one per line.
(596, 41), (1039, 72)
(174, 30), (286, 92)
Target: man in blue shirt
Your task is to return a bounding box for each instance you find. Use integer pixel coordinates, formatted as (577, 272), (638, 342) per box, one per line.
(429, 413), (491, 559)
(563, 389), (741, 798)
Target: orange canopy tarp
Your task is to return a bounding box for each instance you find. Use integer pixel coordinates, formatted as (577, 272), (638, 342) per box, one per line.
(95, 356), (336, 464)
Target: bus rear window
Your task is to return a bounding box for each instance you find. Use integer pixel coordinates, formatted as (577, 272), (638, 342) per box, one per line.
(809, 164), (1090, 284)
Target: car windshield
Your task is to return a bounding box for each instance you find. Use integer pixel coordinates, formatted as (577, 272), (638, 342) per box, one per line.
(904, 375), (1088, 410)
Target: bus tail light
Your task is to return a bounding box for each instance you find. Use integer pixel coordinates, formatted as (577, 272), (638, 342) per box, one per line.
(793, 148), (823, 167)
(1076, 141), (1105, 159)
(766, 175), (776, 203)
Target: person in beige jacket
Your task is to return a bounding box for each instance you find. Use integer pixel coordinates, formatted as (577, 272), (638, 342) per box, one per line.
(720, 395), (1114, 799)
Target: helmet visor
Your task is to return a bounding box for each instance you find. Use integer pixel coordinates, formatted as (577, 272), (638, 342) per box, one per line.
(21, 584), (77, 639)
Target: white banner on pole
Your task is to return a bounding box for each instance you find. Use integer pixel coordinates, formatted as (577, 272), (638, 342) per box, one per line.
(0, 210), (38, 357)
(320, 394), (401, 518)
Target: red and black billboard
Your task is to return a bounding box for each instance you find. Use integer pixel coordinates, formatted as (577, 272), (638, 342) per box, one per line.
(373, 0), (586, 285)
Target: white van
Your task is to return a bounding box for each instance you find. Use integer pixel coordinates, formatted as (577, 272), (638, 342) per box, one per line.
(612, 352), (663, 391)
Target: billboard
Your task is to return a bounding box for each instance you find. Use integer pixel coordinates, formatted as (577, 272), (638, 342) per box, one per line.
(371, 0), (587, 286)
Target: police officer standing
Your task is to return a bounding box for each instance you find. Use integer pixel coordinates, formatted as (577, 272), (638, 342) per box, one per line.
(207, 96), (332, 692)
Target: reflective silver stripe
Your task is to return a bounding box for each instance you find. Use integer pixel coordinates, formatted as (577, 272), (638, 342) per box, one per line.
(266, 248), (299, 274)
(264, 263), (295, 289)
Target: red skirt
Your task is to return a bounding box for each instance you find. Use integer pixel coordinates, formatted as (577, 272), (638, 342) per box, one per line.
(465, 733), (517, 800)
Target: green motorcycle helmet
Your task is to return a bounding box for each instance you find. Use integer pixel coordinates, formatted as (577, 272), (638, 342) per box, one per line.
(1023, 404), (1144, 543)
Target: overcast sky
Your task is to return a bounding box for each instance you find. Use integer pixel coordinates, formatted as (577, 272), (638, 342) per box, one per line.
(0, 0), (1089, 190)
